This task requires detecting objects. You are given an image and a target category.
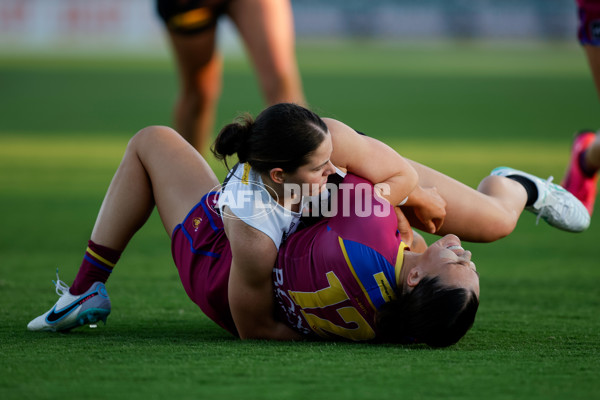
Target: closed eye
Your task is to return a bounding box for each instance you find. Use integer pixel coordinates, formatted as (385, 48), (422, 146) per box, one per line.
(450, 260), (479, 277)
(313, 160), (331, 171)
(459, 261), (479, 277)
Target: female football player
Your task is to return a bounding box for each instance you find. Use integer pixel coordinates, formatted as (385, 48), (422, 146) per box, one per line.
(27, 104), (589, 347)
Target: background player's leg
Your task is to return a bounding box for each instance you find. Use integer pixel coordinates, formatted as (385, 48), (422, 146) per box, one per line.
(560, 46), (600, 214)
(583, 45), (600, 101)
(167, 29), (223, 154)
(228, 0), (305, 106)
(583, 131), (600, 172)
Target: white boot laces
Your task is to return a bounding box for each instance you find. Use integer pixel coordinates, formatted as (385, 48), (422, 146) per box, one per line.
(52, 269), (70, 297)
(534, 175), (554, 225)
(536, 175), (575, 226)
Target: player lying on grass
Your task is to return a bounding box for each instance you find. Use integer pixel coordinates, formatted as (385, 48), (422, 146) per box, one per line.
(27, 104), (590, 347)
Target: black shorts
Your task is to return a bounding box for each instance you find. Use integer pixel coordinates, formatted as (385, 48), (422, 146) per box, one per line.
(156, 0), (232, 35)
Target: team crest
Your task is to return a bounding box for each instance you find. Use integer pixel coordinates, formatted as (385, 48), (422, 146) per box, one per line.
(193, 217), (202, 231)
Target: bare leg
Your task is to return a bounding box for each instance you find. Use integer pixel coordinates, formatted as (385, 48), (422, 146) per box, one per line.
(585, 133), (600, 171)
(584, 45), (600, 107)
(403, 160), (527, 243)
(558, 45), (600, 215)
(228, 0), (305, 106)
(167, 28), (223, 154)
(582, 46), (600, 170)
(27, 126), (220, 331)
(91, 126), (219, 250)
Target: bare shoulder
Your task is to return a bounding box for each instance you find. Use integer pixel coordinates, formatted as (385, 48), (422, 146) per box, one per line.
(323, 118), (371, 172)
(323, 118), (356, 137)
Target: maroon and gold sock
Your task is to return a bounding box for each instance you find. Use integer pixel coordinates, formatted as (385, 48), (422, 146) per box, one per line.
(70, 240), (122, 295)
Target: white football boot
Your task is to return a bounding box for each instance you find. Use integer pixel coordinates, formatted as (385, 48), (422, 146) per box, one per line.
(27, 271), (111, 332)
(491, 167), (590, 233)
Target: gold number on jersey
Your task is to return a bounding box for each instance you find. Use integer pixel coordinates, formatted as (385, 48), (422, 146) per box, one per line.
(288, 271), (375, 341)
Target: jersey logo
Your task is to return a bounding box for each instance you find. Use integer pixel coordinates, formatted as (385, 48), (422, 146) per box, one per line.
(46, 291), (99, 323)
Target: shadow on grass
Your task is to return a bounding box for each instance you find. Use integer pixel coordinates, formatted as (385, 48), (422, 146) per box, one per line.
(13, 321), (484, 354)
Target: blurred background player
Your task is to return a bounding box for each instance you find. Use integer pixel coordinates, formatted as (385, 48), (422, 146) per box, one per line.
(562, 0), (600, 214)
(157, 0), (306, 154)
(561, 130), (600, 215)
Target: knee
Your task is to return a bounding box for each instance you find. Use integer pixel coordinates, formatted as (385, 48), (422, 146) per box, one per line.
(128, 125), (180, 152)
(199, 77), (222, 102)
(184, 74), (222, 108)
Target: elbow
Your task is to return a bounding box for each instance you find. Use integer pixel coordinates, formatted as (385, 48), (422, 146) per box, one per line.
(379, 164), (419, 205)
(236, 323), (300, 341)
(238, 332), (254, 340)
(395, 164), (419, 201)
(237, 327), (265, 341)
(238, 332), (266, 341)
(236, 323), (277, 341)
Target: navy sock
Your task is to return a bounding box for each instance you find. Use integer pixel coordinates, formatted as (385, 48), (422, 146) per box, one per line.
(506, 175), (538, 207)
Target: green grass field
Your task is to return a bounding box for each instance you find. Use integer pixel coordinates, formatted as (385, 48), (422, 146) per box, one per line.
(1, 41), (600, 400)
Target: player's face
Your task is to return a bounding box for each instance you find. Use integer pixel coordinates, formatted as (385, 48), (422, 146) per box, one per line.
(414, 234), (480, 297)
(285, 134), (335, 196)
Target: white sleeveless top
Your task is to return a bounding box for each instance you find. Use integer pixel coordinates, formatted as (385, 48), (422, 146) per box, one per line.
(217, 163), (304, 249)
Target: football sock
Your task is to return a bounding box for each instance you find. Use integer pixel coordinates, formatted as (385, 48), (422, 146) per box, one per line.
(506, 175), (538, 207)
(70, 240), (122, 295)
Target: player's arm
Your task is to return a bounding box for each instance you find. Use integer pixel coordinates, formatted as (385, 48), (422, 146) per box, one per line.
(326, 118), (445, 233)
(224, 217), (303, 341)
(325, 118), (418, 206)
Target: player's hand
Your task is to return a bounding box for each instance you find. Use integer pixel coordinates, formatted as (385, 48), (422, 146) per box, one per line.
(394, 206), (414, 248)
(412, 187), (446, 234)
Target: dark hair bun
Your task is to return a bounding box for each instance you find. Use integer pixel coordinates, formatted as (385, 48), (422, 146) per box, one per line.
(213, 104), (328, 174)
(211, 114), (254, 162)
